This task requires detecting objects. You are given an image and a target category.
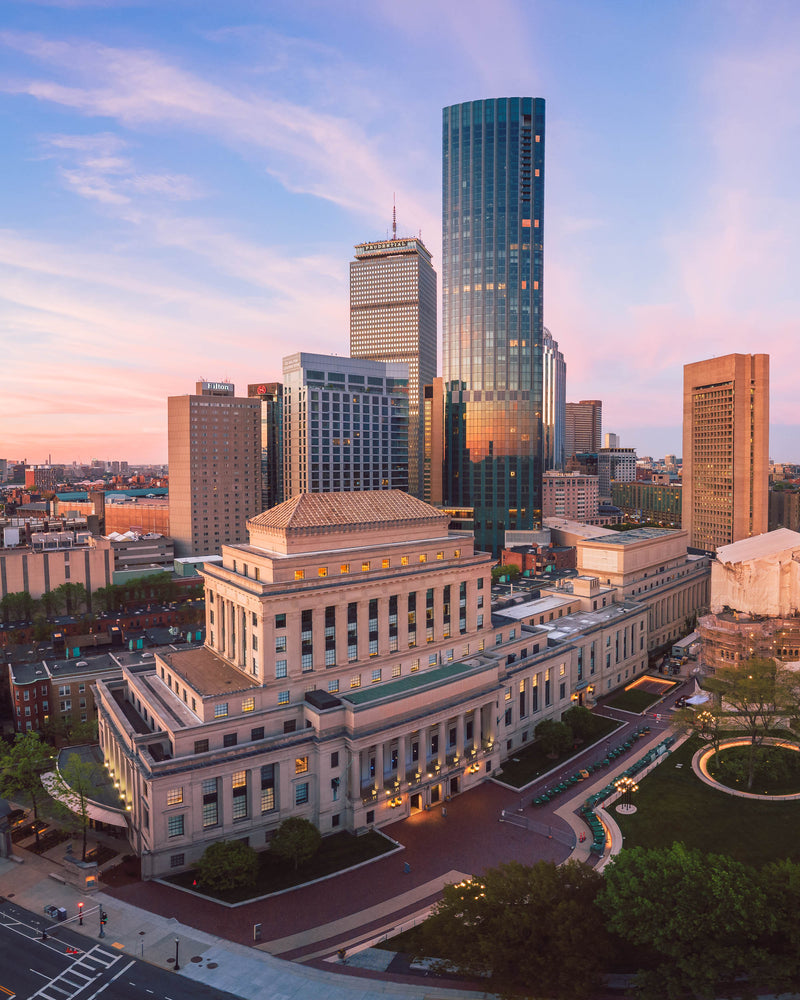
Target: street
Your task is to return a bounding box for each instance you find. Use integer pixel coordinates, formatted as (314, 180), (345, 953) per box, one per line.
(0, 899), (240, 1000)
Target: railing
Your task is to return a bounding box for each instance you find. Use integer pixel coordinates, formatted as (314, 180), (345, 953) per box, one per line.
(499, 809), (576, 849)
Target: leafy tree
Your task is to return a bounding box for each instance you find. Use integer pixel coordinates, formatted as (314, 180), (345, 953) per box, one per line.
(49, 752), (105, 860)
(491, 563), (520, 583)
(198, 839), (259, 892)
(704, 656), (800, 790)
(270, 817), (321, 871)
(598, 843), (773, 999)
(535, 718), (573, 758)
(412, 860), (607, 999)
(759, 858), (800, 991)
(0, 732), (55, 845)
(561, 705), (597, 742)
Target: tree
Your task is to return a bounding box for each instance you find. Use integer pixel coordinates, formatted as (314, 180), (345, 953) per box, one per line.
(491, 563), (520, 583)
(0, 732), (55, 845)
(198, 839), (259, 892)
(598, 843), (773, 999)
(561, 705), (597, 742)
(49, 752), (105, 861)
(535, 718), (573, 758)
(269, 817), (321, 871)
(704, 656), (799, 790)
(412, 860), (607, 999)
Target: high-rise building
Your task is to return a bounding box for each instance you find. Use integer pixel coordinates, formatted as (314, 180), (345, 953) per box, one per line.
(281, 353), (409, 498)
(565, 400), (602, 457)
(168, 381), (261, 558)
(682, 354), (769, 551)
(597, 447), (637, 500)
(422, 377), (445, 505)
(442, 97), (546, 555)
(350, 236), (437, 499)
(247, 382), (284, 512)
(542, 327), (566, 471)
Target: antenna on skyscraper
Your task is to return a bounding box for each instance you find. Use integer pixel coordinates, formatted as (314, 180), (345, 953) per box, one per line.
(392, 194), (397, 240)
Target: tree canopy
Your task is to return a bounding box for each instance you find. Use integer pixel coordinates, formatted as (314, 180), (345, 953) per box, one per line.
(49, 752), (105, 861)
(269, 817), (321, 870)
(0, 732), (55, 843)
(411, 860), (608, 999)
(535, 717), (573, 757)
(198, 839), (259, 891)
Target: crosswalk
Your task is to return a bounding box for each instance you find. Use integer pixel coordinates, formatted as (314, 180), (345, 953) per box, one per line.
(28, 945), (121, 1000)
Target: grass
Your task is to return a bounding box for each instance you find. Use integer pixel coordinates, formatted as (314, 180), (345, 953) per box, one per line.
(707, 743), (800, 796)
(165, 829), (395, 903)
(497, 716), (622, 788)
(605, 686), (671, 713)
(615, 735), (800, 866)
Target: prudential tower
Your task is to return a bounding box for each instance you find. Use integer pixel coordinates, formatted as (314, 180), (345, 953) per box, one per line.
(442, 97), (545, 555)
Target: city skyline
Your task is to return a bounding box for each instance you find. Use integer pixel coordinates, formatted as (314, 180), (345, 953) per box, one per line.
(2, 0), (800, 463)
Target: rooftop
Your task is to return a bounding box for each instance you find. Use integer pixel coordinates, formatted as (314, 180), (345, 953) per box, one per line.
(249, 490), (447, 532)
(581, 527), (678, 546)
(540, 601), (643, 642)
(158, 645), (259, 697)
(716, 528), (800, 565)
(341, 659), (483, 706)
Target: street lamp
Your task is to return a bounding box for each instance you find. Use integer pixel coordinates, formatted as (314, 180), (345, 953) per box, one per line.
(614, 775), (639, 814)
(78, 901), (83, 926)
(173, 937), (180, 971)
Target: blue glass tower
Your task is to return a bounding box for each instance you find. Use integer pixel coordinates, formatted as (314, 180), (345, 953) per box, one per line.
(442, 97), (545, 554)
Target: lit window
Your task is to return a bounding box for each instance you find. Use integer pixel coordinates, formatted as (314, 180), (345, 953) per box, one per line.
(371, 668), (381, 683)
(436, 552), (444, 560)
(382, 558), (390, 569)
(242, 697), (255, 713)
(362, 562), (370, 572)
(295, 756), (309, 774)
(295, 569), (305, 580)
(318, 567), (328, 578)
(350, 675), (361, 689)
(166, 788), (183, 806)
(401, 556), (409, 566)
(419, 554), (427, 563)
(340, 563), (350, 574)
(214, 703), (228, 718)
(454, 548), (461, 558)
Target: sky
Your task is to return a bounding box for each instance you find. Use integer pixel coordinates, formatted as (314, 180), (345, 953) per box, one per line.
(1, 0), (799, 465)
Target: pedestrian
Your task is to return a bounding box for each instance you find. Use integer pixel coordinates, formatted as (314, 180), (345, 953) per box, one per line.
(337, 948), (347, 964)
(403, 861), (411, 874)
(441, 806), (447, 818)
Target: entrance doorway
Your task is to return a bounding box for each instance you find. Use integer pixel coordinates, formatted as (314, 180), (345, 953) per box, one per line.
(410, 792), (422, 814)
(450, 775), (459, 796)
(430, 784), (441, 805)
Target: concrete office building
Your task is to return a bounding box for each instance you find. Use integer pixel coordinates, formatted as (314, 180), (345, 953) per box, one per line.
(682, 354), (769, 552)
(247, 382), (284, 512)
(565, 400), (602, 458)
(168, 382), (261, 559)
(350, 237), (437, 499)
(597, 447), (637, 500)
(543, 328), (566, 471)
(542, 471), (599, 521)
(442, 97), (546, 555)
(94, 490), (656, 877)
(281, 353), (409, 499)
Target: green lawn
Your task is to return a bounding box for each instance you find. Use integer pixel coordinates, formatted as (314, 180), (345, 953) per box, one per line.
(164, 829), (394, 903)
(605, 685), (673, 713)
(497, 716), (622, 788)
(615, 735), (800, 866)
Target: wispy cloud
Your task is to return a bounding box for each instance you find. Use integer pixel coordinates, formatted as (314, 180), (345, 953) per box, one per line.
(0, 31), (437, 232)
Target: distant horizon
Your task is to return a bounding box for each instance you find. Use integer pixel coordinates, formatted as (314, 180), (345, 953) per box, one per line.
(2, 2), (799, 464)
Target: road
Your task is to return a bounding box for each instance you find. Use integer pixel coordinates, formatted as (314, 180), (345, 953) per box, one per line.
(0, 899), (240, 1000)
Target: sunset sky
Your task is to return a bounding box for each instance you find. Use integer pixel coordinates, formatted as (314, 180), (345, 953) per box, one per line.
(2, 0), (799, 464)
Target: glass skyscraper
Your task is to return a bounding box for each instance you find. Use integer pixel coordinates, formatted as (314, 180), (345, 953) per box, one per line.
(442, 97), (546, 554)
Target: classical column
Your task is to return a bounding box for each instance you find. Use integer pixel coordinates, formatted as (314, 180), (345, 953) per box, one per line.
(397, 733), (407, 781)
(375, 741), (385, 790)
(349, 749), (361, 800)
(456, 714), (465, 758)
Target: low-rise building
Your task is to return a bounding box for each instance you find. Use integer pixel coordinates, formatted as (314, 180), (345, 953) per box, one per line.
(542, 471), (599, 521)
(94, 491), (656, 879)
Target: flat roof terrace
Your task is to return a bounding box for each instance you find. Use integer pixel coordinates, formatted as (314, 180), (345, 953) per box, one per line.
(158, 645), (259, 698)
(341, 658), (489, 707)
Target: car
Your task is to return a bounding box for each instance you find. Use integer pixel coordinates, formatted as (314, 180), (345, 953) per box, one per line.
(675, 696), (687, 709)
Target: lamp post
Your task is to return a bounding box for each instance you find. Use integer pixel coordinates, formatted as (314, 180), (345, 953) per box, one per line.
(173, 937), (180, 971)
(614, 775), (639, 814)
(78, 901), (83, 926)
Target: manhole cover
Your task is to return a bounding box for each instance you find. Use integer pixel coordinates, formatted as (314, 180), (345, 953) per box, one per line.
(190, 956), (202, 963)
(166, 958), (175, 964)
(206, 962), (218, 969)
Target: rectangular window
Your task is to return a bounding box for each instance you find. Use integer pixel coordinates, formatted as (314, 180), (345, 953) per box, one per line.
(232, 771), (248, 821)
(275, 613), (286, 628)
(382, 558), (390, 569)
(350, 675), (361, 688)
(214, 703), (228, 718)
(401, 555), (409, 566)
(275, 659), (287, 678)
(261, 764), (275, 813)
(294, 570), (305, 580)
(392, 663), (401, 677)
(340, 563), (350, 574)
(361, 561), (370, 572)
(167, 814), (184, 838)
(202, 778), (218, 827)
(295, 782), (309, 806)
(371, 668), (381, 683)
(328, 678), (339, 693)
(170, 853), (185, 868)
(318, 567), (328, 577)
(275, 635), (287, 653)
(223, 733), (237, 748)
(194, 739), (209, 754)
(251, 726), (265, 741)
(278, 690), (290, 705)
(166, 788), (183, 806)
(242, 697), (255, 713)
(295, 756), (309, 774)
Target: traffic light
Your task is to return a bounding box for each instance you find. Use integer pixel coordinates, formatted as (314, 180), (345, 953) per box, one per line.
(100, 911), (108, 925)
